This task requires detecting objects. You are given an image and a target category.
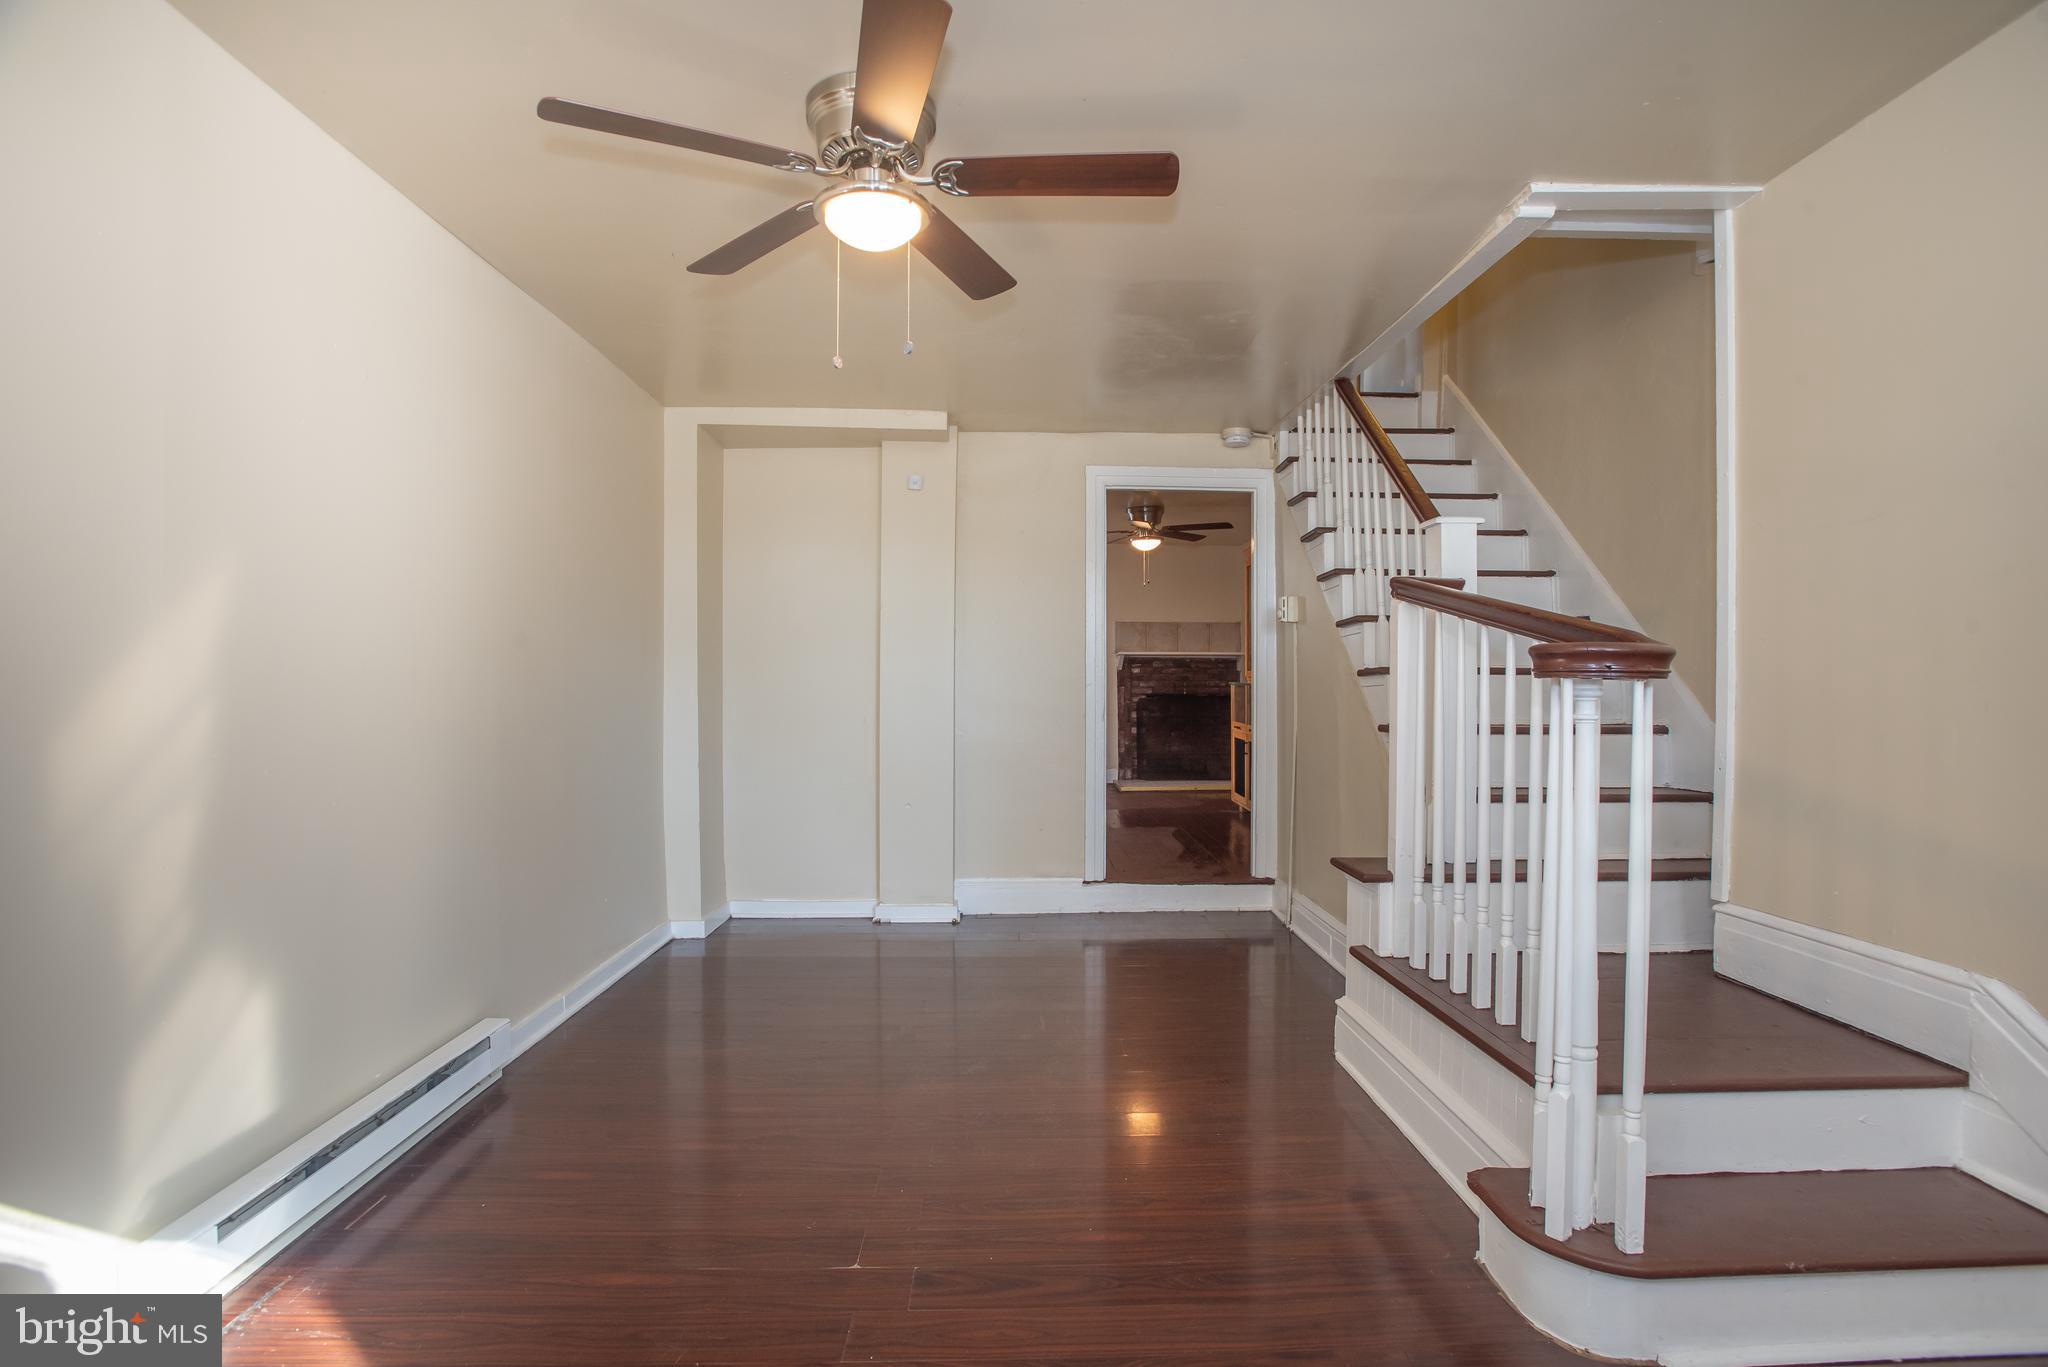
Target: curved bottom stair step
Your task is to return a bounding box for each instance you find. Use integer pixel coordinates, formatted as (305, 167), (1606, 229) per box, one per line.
(1469, 1165), (2048, 1279)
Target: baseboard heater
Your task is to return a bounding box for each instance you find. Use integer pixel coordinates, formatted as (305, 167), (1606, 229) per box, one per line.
(148, 1018), (508, 1293)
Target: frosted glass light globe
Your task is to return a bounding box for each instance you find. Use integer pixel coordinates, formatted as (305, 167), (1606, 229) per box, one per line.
(820, 186), (927, 252)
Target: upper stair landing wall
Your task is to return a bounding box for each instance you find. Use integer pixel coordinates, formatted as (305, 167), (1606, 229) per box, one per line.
(1437, 380), (1714, 792)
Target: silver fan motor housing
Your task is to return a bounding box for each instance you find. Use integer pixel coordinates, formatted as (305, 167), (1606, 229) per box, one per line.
(805, 71), (938, 172)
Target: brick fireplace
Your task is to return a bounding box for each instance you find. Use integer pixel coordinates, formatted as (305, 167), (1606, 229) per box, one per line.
(1116, 655), (1242, 782)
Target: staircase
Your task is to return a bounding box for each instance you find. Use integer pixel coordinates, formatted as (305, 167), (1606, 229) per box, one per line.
(1277, 377), (2048, 1364)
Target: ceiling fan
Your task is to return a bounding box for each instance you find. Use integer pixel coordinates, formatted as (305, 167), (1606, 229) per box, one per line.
(1109, 500), (1233, 551)
(536, 0), (1180, 301)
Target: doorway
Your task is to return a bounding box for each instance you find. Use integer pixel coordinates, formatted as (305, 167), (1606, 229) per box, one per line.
(1085, 467), (1277, 886)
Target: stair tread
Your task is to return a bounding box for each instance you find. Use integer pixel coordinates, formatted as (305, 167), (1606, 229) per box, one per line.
(1344, 944), (1968, 1095)
(1332, 855), (1708, 885)
(1376, 722), (1670, 735)
(1385, 426), (1455, 434)
(1358, 666), (1388, 678)
(1335, 614), (1378, 627)
(1359, 390), (1421, 398)
(1478, 569), (1556, 578)
(1468, 1166), (2048, 1279)
(1489, 785), (1712, 803)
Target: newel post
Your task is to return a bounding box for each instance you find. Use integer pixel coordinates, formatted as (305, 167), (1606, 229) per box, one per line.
(1421, 515), (1483, 592)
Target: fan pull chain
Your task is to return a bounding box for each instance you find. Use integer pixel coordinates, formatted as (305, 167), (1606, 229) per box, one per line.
(903, 247), (914, 356)
(831, 239), (844, 370)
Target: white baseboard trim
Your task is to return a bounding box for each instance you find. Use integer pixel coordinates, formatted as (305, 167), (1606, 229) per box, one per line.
(728, 898), (877, 919)
(670, 903), (731, 939)
(955, 878), (1276, 916)
(1281, 888), (1348, 971)
(503, 919), (673, 1063)
(1715, 901), (2048, 1212)
(874, 902), (961, 924)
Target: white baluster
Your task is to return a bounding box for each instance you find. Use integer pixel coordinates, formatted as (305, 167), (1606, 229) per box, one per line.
(1494, 632), (1517, 1024)
(1450, 620), (1471, 994)
(1428, 611), (1449, 981)
(1404, 602), (1429, 970)
(1539, 678), (1576, 1234)
(1569, 676), (1603, 1231)
(1615, 679), (1655, 1252)
(1521, 674), (1547, 1044)
(1472, 627), (1493, 1010)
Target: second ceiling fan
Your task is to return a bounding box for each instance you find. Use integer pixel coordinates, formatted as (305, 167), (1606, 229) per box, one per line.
(538, 0), (1180, 301)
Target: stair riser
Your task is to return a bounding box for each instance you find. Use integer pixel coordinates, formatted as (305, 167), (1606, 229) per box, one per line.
(1352, 875), (1712, 954)
(1373, 730), (1675, 790)
(1356, 393), (1422, 426)
(1313, 527), (1535, 583)
(1465, 799), (1711, 860)
(1384, 430), (1456, 462)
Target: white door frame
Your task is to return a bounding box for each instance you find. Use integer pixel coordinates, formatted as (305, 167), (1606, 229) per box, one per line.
(1085, 464), (1278, 884)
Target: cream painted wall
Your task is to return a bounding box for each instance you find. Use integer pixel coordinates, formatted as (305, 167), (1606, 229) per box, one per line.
(1439, 238), (1717, 704)
(878, 435), (958, 908)
(956, 434), (1383, 891)
(1727, 6), (2048, 1004)
(1107, 537), (1248, 632)
(721, 447), (880, 902)
(695, 431), (728, 915)
(0, 0), (664, 1239)
(1277, 528), (1390, 917)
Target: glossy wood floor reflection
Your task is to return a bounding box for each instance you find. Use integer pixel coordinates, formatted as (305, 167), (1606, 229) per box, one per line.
(1103, 786), (1255, 884)
(218, 916), (2033, 1366)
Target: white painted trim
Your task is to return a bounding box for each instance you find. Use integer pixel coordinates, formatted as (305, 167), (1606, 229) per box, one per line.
(955, 877), (1275, 916)
(1300, 201), (1553, 419)
(1537, 212), (1714, 240)
(1714, 901), (2048, 1213)
(502, 920), (674, 1062)
(1711, 205), (1738, 902)
(1281, 888), (1347, 972)
(873, 902), (961, 924)
(727, 898), (878, 919)
(1084, 463), (1278, 884)
(1476, 1203), (2048, 1366)
(1713, 902), (1973, 1065)
(1332, 1000), (1503, 1218)
(1521, 182), (1762, 213)
(670, 902), (731, 939)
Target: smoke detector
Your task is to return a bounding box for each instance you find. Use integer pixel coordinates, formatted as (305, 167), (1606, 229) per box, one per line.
(1220, 426), (1253, 449)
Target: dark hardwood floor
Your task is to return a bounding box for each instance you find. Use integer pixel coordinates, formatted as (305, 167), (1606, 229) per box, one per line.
(1104, 786), (1254, 884)
(220, 916), (2042, 1365)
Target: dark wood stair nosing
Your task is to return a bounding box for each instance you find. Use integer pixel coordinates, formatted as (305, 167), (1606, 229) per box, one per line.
(1333, 856), (1709, 887)
(1384, 426), (1456, 435)
(1334, 614), (1378, 627)
(1378, 722), (1671, 736)
(1488, 785), (1712, 804)
(1467, 1166), (2048, 1281)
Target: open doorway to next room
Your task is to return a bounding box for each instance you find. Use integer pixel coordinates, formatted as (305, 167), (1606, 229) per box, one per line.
(1102, 488), (1255, 884)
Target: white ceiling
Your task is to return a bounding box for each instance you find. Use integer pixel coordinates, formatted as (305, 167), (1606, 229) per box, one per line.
(171, 0), (2029, 432)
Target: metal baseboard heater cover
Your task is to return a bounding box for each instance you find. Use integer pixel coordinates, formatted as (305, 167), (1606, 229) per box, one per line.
(214, 1037), (492, 1239)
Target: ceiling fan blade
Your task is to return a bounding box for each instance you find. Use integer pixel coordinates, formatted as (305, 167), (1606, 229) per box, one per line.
(1107, 531), (1133, 541)
(1159, 530), (1207, 542)
(913, 202), (1016, 300)
(934, 153), (1180, 197)
(687, 203), (820, 275)
(852, 0), (952, 148)
(538, 97), (815, 171)
(1164, 521), (1233, 532)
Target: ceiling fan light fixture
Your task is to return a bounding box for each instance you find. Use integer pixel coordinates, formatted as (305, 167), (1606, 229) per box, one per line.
(1128, 534), (1164, 553)
(817, 181), (928, 252)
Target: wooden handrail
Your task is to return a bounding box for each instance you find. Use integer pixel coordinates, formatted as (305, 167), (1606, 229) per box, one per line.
(1335, 376), (1440, 523)
(1389, 576), (1674, 681)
